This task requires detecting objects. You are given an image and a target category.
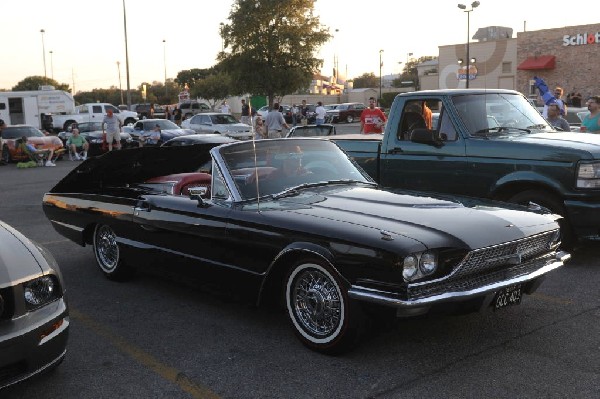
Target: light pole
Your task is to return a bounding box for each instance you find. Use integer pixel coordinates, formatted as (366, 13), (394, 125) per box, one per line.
(379, 49), (384, 104)
(458, 1), (480, 89)
(49, 50), (54, 80)
(122, 0), (132, 108)
(40, 29), (47, 79)
(116, 61), (124, 105)
(163, 39), (168, 99)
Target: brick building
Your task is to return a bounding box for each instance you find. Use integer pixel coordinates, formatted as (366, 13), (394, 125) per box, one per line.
(516, 23), (600, 101)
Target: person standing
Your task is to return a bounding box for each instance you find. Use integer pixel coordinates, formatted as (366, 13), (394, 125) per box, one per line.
(542, 87), (567, 118)
(219, 101), (230, 114)
(546, 104), (570, 132)
(300, 99), (308, 125)
(102, 108), (122, 151)
(291, 104), (299, 126)
(254, 116), (266, 139)
(173, 108), (182, 126)
(359, 97), (387, 134)
(581, 96), (600, 133)
(265, 102), (289, 138)
(315, 102), (326, 125)
(572, 92), (583, 108)
(240, 99), (251, 125)
(165, 105), (171, 121)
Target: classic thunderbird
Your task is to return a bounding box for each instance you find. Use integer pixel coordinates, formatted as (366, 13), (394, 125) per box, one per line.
(42, 139), (569, 353)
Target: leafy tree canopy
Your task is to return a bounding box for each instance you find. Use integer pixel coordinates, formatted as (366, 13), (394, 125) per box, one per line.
(12, 76), (70, 92)
(217, 0), (330, 106)
(352, 73), (378, 89)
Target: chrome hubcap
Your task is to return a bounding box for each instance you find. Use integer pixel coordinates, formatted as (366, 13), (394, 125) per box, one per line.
(293, 269), (341, 336)
(96, 226), (119, 270)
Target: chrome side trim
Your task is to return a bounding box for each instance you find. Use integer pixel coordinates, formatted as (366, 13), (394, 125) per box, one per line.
(51, 220), (83, 232)
(348, 252), (570, 308)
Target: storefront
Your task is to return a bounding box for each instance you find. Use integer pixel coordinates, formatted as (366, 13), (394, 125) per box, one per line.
(433, 23), (600, 100)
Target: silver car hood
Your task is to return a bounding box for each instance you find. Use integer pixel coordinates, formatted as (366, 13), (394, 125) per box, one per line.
(0, 222), (45, 286)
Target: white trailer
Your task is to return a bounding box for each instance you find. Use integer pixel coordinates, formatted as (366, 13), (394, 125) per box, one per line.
(0, 88), (75, 130)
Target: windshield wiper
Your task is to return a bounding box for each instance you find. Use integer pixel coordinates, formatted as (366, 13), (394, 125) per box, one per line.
(272, 179), (376, 199)
(474, 126), (531, 135)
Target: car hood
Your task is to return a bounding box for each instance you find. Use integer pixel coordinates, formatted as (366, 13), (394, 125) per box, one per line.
(160, 129), (195, 139)
(268, 186), (558, 250)
(49, 144), (216, 192)
(0, 221), (47, 285)
(215, 123), (251, 134)
(19, 136), (63, 148)
(482, 132), (600, 159)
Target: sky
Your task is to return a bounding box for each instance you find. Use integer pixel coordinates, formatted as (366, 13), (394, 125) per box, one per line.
(1, 0), (598, 93)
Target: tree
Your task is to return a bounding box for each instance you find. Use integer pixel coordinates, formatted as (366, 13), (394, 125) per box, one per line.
(12, 76), (70, 92)
(352, 73), (378, 89)
(190, 73), (232, 110)
(175, 68), (213, 90)
(392, 56), (437, 90)
(218, 0), (330, 106)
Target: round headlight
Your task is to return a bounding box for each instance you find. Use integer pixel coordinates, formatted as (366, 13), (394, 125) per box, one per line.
(419, 251), (437, 275)
(24, 276), (56, 308)
(403, 255), (418, 280)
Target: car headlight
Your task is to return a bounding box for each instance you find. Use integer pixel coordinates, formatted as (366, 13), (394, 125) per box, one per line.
(576, 161), (600, 188)
(24, 275), (60, 310)
(402, 250), (438, 282)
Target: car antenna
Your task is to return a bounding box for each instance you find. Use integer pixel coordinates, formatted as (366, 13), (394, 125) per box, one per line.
(250, 128), (262, 211)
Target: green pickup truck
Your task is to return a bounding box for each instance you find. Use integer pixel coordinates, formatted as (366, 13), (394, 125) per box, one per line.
(333, 89), (600, 247)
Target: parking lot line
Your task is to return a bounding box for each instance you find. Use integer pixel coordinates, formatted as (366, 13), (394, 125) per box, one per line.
(530, 292), (574, 305)
(70, 308), (221, 399)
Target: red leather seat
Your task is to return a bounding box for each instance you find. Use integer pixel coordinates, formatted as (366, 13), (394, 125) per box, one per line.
(145, 172), (211, 195)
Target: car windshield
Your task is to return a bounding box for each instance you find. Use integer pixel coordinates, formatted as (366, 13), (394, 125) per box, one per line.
(452, 93), (553, 136)
(337, 104), (349, 110)
(218, 139), (373, 200)
(210, 114), (239, 124)
(2, 126), (45, 139)
(145, 120), (179, 130)
(77, 122), (104, 132)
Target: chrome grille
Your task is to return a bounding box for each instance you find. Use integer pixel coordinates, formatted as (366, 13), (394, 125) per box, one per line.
(408, 230), (558, 299)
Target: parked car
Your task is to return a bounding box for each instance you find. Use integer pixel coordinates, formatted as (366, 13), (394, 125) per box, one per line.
(325, 102), (366, 123)
(178, 101), (210, 119)
(256, 105), (270, 119)
(0, 220), (69, 389)
(125, 119), (195, 146)
(285, 124), (336, 137)
(1, 125), (64, 163)
(161, 134), (236, 147)
(58, 122), (136, 156)
(42, 139), (568, 354)
(131, 103), (166, 119)
(181, 113), (253, 140)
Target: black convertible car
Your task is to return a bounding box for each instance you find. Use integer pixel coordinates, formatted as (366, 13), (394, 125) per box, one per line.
(42, 139), (569, 353)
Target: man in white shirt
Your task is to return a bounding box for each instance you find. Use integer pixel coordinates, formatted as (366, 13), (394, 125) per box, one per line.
(219, 101), (230, 114)
(315, 102), (326, 125)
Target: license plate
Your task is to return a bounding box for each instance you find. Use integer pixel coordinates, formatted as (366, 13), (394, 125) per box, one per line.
(493, 284), (522, 310)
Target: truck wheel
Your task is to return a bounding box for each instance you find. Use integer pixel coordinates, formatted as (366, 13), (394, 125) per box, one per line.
(1, 145), (11, 163)
(124, 118), (136, 126)
(63, 121), (76, 132)
(285, 259), (366, 354)
(507, 190), (575, 248)
(346, 115), (354, 123)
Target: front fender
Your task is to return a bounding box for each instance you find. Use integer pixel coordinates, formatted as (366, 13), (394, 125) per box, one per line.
(491, 170), (567, 198)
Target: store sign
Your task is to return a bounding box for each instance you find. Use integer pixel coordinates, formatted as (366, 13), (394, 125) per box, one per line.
(457, 65), (478, 81)
(563, 32), (600, 46)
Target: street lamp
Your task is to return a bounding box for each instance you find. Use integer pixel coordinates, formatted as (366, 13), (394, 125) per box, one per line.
(457, 1), (480, 88)
(379, 49), (384, 104)
(116, 61), (124, 105)
(40, 29), (47, 79)
(163, 39), (168, 99)
(49, 50), (54, 80)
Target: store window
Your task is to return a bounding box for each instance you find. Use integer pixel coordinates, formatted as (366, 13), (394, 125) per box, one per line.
(502, 62), (512, 73)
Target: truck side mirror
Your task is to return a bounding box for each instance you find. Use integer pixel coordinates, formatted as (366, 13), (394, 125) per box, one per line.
(411, 128), (444, 148)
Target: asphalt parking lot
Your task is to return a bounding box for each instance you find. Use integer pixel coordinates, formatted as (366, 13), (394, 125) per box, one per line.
(1, 144), (599, 399)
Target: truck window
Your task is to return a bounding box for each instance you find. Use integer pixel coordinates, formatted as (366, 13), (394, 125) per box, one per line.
(397, 99), (440, 141)
(438, 110), (458, 141)
(92, 105), (103, 114)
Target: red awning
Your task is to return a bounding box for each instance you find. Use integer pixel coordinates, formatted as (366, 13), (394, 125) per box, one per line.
(517, 55), (556, 70)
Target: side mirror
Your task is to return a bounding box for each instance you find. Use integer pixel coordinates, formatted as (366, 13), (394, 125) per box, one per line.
(410, 128), (444, 147)
(188, 186), (209, 205)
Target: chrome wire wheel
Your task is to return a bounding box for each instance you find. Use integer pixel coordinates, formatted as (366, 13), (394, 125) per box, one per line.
(286, 262), (345, 346)
(94, 225), (119, 273)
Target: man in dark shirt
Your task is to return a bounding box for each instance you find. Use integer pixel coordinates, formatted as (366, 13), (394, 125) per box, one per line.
(240, 99), (251, 125)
